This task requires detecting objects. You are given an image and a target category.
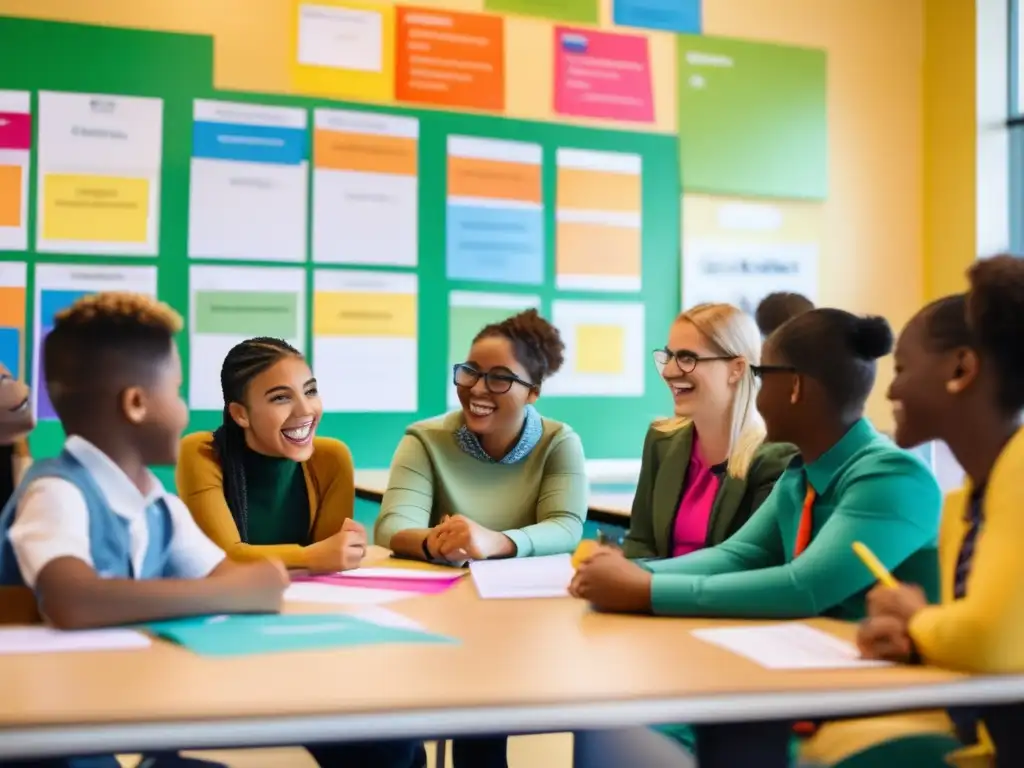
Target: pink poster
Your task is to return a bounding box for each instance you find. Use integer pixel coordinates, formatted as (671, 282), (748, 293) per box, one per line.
(554, 27), (654, 123)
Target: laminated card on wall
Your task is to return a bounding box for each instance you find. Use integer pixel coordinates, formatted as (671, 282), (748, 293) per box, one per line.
(33, 264), (158, 420)
(312, 108), (418, 266)
(0, 90), (31, 252)
(447, 291), (541, 408)
(313, 269), (417, 413)
(543, 300), (645, 397)
(556, 148), (642, 292)
(446, 136), (543, 285)
(188, 100), (309, 263)
(0, 262), (27, 380)
(188, 265), (307, 411)
(36, 91), (163, 255)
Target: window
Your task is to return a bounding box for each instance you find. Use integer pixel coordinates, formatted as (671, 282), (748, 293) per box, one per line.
(1010, 0), (1024, 251)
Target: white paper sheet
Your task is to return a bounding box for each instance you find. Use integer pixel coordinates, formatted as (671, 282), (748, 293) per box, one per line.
(469, 554), (574, 599)
(343, 567), (464, 581)
(0, 626), (151, 655)
(347, 605), (425, 632)
(691, 623), (892, 670)
(284, 582), (412, 605)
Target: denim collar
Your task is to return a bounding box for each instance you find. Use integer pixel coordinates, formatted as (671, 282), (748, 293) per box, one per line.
(455, 405), (542, 464)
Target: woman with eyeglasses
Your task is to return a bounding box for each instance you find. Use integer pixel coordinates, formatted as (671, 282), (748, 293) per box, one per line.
(623, 303), (796, 561)
(570, 309), (944, 768)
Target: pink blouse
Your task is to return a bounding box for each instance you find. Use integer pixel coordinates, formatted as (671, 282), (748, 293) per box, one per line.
(670, 437), (722, 557)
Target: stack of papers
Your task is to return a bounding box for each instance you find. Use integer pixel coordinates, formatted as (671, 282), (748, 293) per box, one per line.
(691, 623), (893, 670)
(469, 554), (574, 599)
(0, 626), (151, 655)
(284, 582), (413, 605)
(286, 565), (466, 605)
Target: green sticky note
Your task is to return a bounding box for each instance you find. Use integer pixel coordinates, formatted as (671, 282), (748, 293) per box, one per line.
(143, 613), (458, 657)
(677, 35), (828, 200)
(193, 290), (300, 337)
(484, 0), (598, 24)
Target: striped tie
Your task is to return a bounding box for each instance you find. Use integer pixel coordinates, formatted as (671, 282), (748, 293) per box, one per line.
(949, 487), (986, 745)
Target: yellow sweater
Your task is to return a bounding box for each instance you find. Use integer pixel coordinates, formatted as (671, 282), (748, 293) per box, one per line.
(175, 431), (355, 569)
(910, 425), (1024, 674)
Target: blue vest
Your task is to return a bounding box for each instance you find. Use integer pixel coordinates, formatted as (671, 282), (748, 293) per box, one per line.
(0, 450), (176, 587)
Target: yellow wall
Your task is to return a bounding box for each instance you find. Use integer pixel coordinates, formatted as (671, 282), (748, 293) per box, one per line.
(923, 0), (977, 302)
(0, 0), (932, 429)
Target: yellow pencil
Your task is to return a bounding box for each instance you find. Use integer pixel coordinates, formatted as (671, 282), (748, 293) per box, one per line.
(852, 541), (899, 588)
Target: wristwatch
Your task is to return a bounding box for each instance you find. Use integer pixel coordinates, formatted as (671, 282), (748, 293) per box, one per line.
(421, 535), (433, 562)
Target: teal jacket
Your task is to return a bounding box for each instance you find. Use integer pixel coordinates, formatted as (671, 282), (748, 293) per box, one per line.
(624, 423), (797, 559)
(645, 419), (942, 620)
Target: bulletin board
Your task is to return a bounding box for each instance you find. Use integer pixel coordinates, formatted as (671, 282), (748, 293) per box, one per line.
(0, 16), (681, 479)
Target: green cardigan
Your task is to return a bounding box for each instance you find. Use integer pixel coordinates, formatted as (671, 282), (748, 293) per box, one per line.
(645, 419), (942, 619)
(623, 423), (797, 559)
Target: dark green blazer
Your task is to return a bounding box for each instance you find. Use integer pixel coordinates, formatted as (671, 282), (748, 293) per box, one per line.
(623, 423), (798, 559)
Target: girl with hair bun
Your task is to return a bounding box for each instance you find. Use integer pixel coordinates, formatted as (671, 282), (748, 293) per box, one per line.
(376, 307), (587, 768)
(571, 308), (944, 768)
(859, 254), (1024, 764)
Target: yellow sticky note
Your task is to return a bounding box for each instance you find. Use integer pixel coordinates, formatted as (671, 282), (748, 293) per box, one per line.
(0, 165), (23, 227)
(42, 174), (149, 243)
(314, 291), (416, 337)
(291, 0), (395, 102)
(576, 324), (624, 374)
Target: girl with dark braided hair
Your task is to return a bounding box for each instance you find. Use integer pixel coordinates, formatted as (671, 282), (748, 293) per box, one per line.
(177, 337), (366, 573)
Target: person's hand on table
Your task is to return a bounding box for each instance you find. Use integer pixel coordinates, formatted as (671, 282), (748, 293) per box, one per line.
(866, 582), (928, 623)
(569, 547), (652, 613)
(305, 518), (367, 573)
(434, 515), (515, 561)
(857, 614), (916, 663)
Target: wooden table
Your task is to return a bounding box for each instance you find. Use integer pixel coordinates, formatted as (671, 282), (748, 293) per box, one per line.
(4, 551), (1024, 760)
(355, 469), (632, 525)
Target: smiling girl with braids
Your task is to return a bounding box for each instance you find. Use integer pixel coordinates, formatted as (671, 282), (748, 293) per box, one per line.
(176, 337), (367, 573)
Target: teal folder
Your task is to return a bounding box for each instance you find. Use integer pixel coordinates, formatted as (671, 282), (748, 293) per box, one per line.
(142, 613), (458, 657)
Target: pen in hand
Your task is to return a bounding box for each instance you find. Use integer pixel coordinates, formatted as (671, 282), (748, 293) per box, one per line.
(852, 541), (898, 588)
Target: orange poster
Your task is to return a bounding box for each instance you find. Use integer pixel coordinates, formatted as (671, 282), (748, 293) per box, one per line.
(396, 7), (505, 112)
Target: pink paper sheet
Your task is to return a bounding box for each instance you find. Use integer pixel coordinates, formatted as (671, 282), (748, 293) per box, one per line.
(292, 574), (461, 595)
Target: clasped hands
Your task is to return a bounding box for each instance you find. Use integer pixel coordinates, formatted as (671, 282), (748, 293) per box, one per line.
(568, 545), (653, 613)
(857, 581), (929, 663)
(424, 515), (516, 563)
(305, 518), (368, 573)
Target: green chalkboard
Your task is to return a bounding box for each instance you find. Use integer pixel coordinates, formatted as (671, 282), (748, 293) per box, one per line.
(0, 16), (680, 487)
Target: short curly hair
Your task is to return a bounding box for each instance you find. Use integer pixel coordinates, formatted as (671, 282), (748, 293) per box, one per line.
(473, 308), (565, 385)
(43, 292), (181, 425)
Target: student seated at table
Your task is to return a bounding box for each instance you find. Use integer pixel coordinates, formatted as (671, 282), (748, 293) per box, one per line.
(177, 337), (367, 572)
(375, 308), (587, 564)
(754, 291), (814, 339)
(859, 254), (1024, 765)
(624, 303), (796, 560)
(570, 308), (944, 768)
(0, 294), (288, 768)
(0, 360), (34, 510)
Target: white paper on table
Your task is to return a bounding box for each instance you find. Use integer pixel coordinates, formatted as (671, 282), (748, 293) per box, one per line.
(284, 582), (412, 605)
(347, 605), (425, 632)
(343, 567), (464, 581)
(0, 627), (151, 655)
(691, 623), (893, 670)
(469, 554), (574, 599)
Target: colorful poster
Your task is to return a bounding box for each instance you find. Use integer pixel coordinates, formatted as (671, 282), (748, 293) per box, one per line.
(556, 148), (642, 292)
(0, 262), (26, 379)
(33, 263), (158, 420)
(188, 265), (307, 411)
(0, 91), (31, 252)
(36, 92), (163, 256)
(544, 300), (645, 396)
(554, 28), (653, 123)
(291, 0), (396, 102)
(396, 8), (505, 112)
(681, 194), (821, 315)
(446, 136), (543, 285)
(677, 36), (828, 199)
(313, 269), (417, 412)
(447, 291), (541, 407)
(484, 0), (597, 24)
(312, 108), (418, 266)
(613, 0), (701, 33)
(189, 100), (309, 263)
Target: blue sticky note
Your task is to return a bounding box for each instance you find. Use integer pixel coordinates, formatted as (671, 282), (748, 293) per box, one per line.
(193, 121), (308, 166)
(143, 613), (458, 657)
(0, 328), (19, 379)
(446, 203), (544, 285)
(613, 0), (701, 33)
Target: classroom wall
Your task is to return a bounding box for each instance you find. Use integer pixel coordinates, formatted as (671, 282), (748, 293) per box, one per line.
(0, 0), (931, 435)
